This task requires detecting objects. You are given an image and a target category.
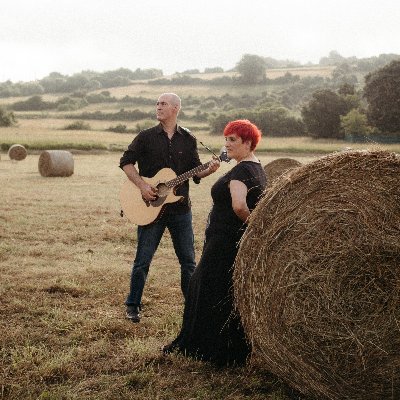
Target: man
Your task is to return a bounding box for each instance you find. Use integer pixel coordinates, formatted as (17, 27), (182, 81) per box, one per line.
(119, 93), (220, 322)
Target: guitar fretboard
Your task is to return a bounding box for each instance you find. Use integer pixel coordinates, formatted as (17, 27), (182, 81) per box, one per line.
(165, 161), (213, 188)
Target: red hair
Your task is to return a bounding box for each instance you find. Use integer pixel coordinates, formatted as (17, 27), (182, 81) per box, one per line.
(223, 119), (262, 151)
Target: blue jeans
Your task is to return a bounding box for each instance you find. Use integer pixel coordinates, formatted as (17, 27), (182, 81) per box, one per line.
(125, 211), (196, 307)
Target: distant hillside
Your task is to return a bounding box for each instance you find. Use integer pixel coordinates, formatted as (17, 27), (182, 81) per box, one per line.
(1, 51), (399, 99)
(179, 66), (335, 81)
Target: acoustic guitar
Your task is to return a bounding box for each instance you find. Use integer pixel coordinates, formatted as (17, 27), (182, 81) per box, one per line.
(120, 151), (229, 226)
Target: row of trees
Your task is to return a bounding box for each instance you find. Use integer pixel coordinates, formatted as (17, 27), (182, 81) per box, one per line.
(301, 60), (400, 139)
(319, 50), (400, 72)
(198, 58), (399, 139)
(209, 105), (305, 137)
(234, 53), (399, 86)
(1, 52), (399, 98)
(1, 60), (399, 139)
(0, 68), (162, 97)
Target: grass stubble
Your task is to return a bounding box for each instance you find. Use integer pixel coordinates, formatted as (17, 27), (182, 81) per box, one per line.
(0, 152), (311, 400)
(1, 74), (398, 399)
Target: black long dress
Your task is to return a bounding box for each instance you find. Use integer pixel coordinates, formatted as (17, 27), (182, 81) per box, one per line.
(165, 161), (267, 366)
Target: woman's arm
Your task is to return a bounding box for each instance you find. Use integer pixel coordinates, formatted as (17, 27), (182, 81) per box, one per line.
(229, 180), (250, 223)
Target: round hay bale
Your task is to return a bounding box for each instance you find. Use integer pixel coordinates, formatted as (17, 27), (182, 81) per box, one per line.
(8, 144), (27, 161)
(38, 150), (74, 177)
(263, 157), (302, 185)
(234, 150), (400, 400)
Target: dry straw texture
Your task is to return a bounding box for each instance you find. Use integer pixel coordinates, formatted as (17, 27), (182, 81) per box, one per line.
(234, 150), (400, 400)
(263, 157), (302, 185)
(38, 150), (74, 177)
(8, 144), (27, 160)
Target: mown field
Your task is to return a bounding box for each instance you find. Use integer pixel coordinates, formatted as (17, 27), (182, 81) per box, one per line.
(1, 70), (400, 398)
(2, 138), (399, 399)
(1, 148), (318, 400)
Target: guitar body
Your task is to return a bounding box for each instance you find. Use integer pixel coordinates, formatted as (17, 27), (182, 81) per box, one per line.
(120, 168), (183, 226)
(120, 150), (229, 226)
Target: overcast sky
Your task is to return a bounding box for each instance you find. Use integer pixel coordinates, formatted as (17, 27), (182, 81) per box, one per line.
(1, 0), (399, 82)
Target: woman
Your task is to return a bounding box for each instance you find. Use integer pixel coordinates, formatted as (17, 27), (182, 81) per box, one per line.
(163, 119), (267, 366)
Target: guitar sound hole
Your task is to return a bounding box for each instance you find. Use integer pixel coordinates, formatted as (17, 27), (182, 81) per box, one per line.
(149, 183), (169, 207)
(156, 183), (169, 197)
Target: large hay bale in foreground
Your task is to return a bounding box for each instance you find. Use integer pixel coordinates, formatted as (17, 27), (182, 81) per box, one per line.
(234, 150), (400, 400)
(8, 144), (27, 161)
(263, 157), (302, 185)
(38, 150), (74, 177)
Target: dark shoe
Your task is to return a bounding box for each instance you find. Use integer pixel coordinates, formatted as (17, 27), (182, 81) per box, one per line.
(126, 305), (141, 322)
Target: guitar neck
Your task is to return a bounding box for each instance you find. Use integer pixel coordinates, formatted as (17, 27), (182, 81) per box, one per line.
(166, 160), (214, 188)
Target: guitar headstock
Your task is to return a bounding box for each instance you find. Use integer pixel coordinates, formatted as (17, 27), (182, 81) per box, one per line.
(219, 146), (231, 163)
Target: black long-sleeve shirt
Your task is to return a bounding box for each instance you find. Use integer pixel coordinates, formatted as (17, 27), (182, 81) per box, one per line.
(119, 123), (202, 215)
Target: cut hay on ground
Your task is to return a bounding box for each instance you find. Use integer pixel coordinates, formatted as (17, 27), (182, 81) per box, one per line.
(8, 144), (27, 161)
(38, 150), (74, 177)
(234, 150), (400, 400)
(263, 157), (302, 185)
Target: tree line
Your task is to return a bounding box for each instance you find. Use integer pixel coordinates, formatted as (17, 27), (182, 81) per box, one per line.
(1, 51), (399, 98)
(1, 57), (400, 141)
(206, 60), (400, 141)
